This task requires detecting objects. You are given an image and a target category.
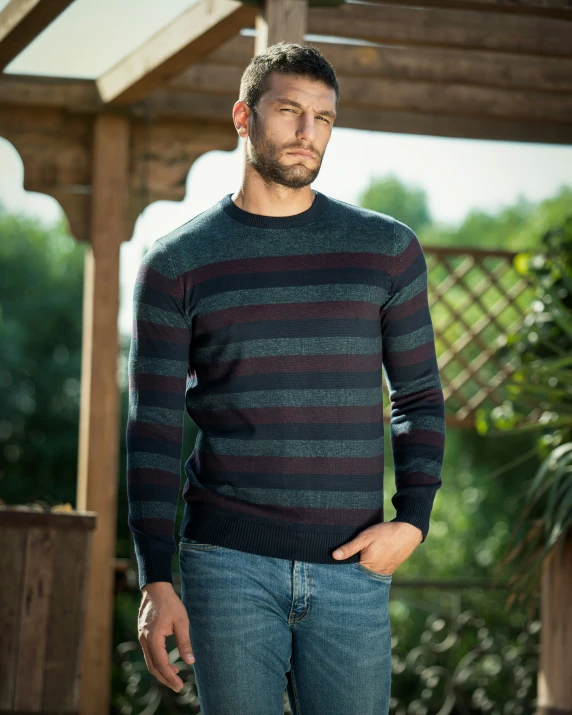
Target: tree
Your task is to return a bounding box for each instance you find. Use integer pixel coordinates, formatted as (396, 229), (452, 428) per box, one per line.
(0, 204), (84, 506)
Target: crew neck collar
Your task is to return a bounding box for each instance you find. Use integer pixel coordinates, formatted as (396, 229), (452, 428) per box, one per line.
(220, 190), (329, 229)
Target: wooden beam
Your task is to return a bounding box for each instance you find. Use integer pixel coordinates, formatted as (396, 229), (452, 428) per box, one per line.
(3, 73), (571, 143)
(141, 88), (572, 143)
(254, 0), (308, 55)
(76, 112), (130, 715)
(363, 0), (572, 21)
(183, 33), (572, 94)
(95, 0), (256, 105)
(0, 73), (103, 111)
(0, 97), (237, 241)
(538, 530), (572, 715)
(336, 104), (572, 144)
(5, 29), (572, 107)
(335, 74), (572, 124)
(168, 60), (572, 123)
(0, 0), (76, 71)
(307, 3), (572, 58)
(0, 103), (93, 241)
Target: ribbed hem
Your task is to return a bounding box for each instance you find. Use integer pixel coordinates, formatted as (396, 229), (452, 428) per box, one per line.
(390, 495), (435, 542)
(220, 190), (329, 229)
(179, 505), (363, 564)
(134, 537), (175, 590)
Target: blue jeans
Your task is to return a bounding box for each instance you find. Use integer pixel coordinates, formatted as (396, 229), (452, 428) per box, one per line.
(178, 536), (392, 715)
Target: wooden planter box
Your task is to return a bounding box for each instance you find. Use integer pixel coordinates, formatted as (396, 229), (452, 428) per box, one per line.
(0, 506), (97, 715)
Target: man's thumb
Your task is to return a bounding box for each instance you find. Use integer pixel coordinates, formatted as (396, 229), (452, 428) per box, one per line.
(332, 538), (360, 560)
(174, 620), (195, 663)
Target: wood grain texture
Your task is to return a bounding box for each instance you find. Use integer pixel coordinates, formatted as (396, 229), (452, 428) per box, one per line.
(538, 529), (572, 711)
(76, 113), (128, 715)
(255, 0), (308, 54)
(0, 527), (26, 710)
(96, 0), (257, 104)
(0, 0), (76, 71)
(13, 528), (54, 712)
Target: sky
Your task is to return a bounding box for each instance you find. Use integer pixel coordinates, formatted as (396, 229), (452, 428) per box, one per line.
(1, 0), (571, 336)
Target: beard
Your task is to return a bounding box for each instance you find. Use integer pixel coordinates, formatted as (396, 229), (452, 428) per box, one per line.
(246, 115), (322, 189)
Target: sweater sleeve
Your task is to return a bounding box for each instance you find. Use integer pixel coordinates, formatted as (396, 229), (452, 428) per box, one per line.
(381, 220), (446, 542)
(126, 237), (191, 589)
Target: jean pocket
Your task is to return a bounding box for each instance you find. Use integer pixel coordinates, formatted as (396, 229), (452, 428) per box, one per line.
(354, 562), (393, 582)
(179, 536), (222, 551)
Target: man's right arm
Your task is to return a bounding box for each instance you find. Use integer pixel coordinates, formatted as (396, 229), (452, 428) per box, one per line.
(126, 237), (191, 590)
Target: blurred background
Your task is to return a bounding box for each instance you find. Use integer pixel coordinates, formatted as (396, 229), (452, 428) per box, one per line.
(1, 1), (571, 714)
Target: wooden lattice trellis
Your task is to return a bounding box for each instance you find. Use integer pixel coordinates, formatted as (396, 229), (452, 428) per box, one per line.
(383, 246), (535, 428)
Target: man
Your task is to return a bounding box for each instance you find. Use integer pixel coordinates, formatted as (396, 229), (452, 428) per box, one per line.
(127, 41), (446, 714)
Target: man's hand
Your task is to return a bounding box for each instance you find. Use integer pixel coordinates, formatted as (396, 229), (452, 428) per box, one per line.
(138, 582), (195, 693)
(331, 521), (423, 574)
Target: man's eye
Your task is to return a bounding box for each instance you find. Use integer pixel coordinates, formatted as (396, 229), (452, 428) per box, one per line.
(280, 108), (328, 123)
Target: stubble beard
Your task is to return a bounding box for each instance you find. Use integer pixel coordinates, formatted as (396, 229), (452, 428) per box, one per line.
(246, 115), (322, 190)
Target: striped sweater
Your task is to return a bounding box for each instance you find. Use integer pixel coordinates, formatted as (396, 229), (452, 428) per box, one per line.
(127, 190), (446, 589)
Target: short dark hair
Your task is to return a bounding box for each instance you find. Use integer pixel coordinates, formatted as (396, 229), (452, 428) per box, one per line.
(238, 41), (339, 115)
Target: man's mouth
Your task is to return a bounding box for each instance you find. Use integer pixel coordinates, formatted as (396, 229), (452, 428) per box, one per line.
(288, 150), (315, 159)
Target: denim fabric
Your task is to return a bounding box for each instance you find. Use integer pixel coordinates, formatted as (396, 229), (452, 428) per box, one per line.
(178, 536), (392, 715)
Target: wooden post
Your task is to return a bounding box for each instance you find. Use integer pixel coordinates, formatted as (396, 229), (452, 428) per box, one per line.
(537, 528), (572, 715)
(255, 0), (308, 55)
(76, 112), (130, 715)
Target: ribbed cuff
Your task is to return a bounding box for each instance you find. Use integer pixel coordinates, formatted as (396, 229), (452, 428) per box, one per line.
(390, 495), (434, 542)
(134, 537), (174, 590)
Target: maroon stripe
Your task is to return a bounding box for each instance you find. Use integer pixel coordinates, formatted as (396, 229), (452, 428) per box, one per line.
(128, 467), (180, 487)
(136, 263), (179, 293)
(132, 320), (189, 343)
(135, 263), (179, 295)
(383, 290), (427, 320)
(129, 373), (186, 392)
(386, 342), (436, 367)
(195, 300), (380, 334)
(192, 450), (383, 475)
(392, 428), (446, 449)
(177, 251), (397, 287)
(189, 403), (382, 426)
(390, 387), (443, 409)
(195, 352), (382, 379)
(395, 234), (423, 272)
(185, 484), (383, 527)
(128, 421), (182, 442)
(395, 472), (441, 489)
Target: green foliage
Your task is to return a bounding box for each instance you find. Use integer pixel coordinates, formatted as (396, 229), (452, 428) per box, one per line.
(420, 185), (572, 253)
(0, 207), (85, 504)
(2, 178), (571, 711)
(356, 174), (433, 234)
(475, 217), (572, 613)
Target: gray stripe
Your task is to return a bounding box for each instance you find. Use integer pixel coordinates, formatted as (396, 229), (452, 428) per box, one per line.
(196, 433), (385, 458)
(128, 405), (185, 428)
(194, 336), (382, 362)
(129, 357), (188, 375)
(395, 457), (444, 478)
(390, 415), (446, 434)
(128, 452), (181, 472)
(129, 501), (177, 520)
(383, 324), (435, 352)
(187, 387), (384, 410)
(385, 373), (442, 397)
(136, 302), (189, 327)
(209, 485), (384, 509)
(197, 283), (389, 314)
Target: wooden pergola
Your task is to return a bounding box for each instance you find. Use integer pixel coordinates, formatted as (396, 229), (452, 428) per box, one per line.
(1, 0), (570, 713)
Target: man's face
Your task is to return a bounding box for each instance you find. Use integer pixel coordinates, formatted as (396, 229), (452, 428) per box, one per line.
(242, 73), (337, 189)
